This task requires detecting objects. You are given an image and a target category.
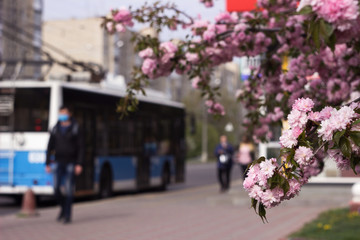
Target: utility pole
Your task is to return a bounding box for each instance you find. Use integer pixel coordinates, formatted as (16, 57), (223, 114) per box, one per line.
(201, 103), (208, 162)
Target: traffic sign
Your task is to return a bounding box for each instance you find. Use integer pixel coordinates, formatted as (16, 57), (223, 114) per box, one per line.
(227, 0), (257, 12)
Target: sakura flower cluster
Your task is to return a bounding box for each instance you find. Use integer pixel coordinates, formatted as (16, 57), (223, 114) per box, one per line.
(280, 98), (315, 148)
(205, 100), (225, 115)
(243, 158), (302, 209)
(139, 42), (178, 79)
(298, 0), (359, 31)
(199, 0), (213, 8)
(317, 106), (356, 141)
(244, 97), (360, 211)
(106, 8), (134, 33)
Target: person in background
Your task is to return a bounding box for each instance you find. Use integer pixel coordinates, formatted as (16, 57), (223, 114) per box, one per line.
(237, 135), (255, 180)
(45, 106), (84, 224)
(215, 135), (234, 192)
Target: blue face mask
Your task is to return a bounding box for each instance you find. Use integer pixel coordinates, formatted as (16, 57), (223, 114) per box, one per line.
(58, 114), (69, 122)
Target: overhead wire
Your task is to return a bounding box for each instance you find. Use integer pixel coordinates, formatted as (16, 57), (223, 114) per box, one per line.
(0, 14), (105, 76)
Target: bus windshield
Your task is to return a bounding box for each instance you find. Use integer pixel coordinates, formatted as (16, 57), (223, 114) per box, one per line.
(0, 87), (50, 132)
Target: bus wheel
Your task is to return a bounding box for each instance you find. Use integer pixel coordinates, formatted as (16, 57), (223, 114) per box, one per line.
(99, 166), (112, 198)
(160, 165), (170, 191)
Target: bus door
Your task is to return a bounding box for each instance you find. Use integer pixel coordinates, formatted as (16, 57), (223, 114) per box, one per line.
(137, 119), (153, 189)
(0, 88), (14, 185)
(0, 87), (51, 190)
(72, 106), (96, 193)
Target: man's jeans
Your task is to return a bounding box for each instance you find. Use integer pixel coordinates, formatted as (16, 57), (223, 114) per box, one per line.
(54, 163), (75, 221)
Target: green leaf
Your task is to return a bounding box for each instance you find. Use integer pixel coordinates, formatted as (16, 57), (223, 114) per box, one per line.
(298, 131), (306, 141)
(127, 105), (136, 112)
(350, 156), (360, 174)
(324, 142), (329, 153)
(280, 176), (290, 195)
(255, 156), (266, 164)
(269, 173), (281, 189)
(340, 138), (352, 159)
(258, 203), (268, 223)
(292, 174), (300, 181)
(280, 148), (292, 156)
(298, 139), (312, 148)
(326, 32), (336, 51)
(312, 21), (321, 49)
(350, 131), (360, 147)
(251, 198), (258, 212)
(286, 149), (295, 163)
(333, 130), (346, 147)
(352, 119), (360, 126)
(290, 157), (300, 168)
(319, 19), (334, 38)
(297, 5), (313, 15)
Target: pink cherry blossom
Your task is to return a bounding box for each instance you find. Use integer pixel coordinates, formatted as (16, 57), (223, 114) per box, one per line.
(259, 158), (277, 178)
(141, 58), (157, 78)
(215, 12), (237, 23)
(286, 179), (301, 199)
(292, 127), (303, 139)
(262, 188), (284, 208)
(308, 111), (322, 122)
(287, 109), (308, 130)
(317, 119), (334, 141)
(248, 185), (263, 201)
(115, 23), (126, 33)
(160, 42), (178, 55)
(113, 8), (132, 22)
(203, 25), (216, 41)
(279, 129), (298, 148)
(319, 107), (334, 120)
(112, 8), (134, 27)
(243, 176), (256, 189)
(106, 22), (114, 33)
(185, 52), (200, 63)
(328, 149), (351, 170)
(139, 48), (154, 59)
(191, 19), (209, 35)
(294, 146), (314, 166)
(191, 77), (202, 89)
(199, 0), (214, 8)
(313, 0), (358, 31)
(318, 106), (356, 141)
(292, 98), (314, 112)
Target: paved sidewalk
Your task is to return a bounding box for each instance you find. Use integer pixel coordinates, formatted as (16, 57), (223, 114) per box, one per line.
(0, 181), (352, 240)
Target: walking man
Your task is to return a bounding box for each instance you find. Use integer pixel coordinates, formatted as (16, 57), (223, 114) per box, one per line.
(215, 135), (234, 192)
(45, 106), (84, 224)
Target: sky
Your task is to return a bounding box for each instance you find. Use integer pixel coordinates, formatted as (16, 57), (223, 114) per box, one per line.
(42, 0), (227, 40)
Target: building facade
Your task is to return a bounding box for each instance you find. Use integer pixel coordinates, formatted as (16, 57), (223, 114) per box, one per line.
(42, 18), (138, 82)
(0, 0), (43, 79)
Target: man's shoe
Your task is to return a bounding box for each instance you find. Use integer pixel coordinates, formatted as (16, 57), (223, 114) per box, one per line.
(63, 219), (71, 224)
(56, 213), (64, 222)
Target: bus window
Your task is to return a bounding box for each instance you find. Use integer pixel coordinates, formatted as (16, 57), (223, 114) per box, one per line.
(0, 88), (50, 132)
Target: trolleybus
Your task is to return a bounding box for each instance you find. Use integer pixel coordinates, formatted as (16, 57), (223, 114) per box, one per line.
(0, 79), (185, 199)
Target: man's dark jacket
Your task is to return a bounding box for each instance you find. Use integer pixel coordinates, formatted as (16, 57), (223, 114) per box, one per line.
(45, 119), (84, 166)
(214, 143), (234, 169)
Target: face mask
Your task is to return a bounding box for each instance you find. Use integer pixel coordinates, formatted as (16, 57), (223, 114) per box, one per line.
(58, 114), (69, 122)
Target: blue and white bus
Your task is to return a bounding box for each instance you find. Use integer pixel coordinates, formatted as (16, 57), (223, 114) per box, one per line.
(0, 79), (185, 200)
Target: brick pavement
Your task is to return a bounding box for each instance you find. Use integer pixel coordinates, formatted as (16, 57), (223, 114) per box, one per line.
(0, 181), (352, 240)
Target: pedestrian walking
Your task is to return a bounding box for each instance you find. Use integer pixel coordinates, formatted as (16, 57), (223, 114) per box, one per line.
(237, 135), (255, 180)
(45, 106), (84, 224)
(214, 135), (234, 192)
